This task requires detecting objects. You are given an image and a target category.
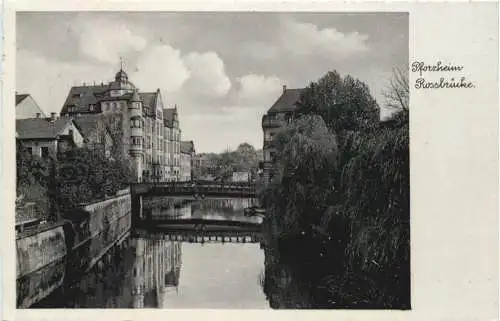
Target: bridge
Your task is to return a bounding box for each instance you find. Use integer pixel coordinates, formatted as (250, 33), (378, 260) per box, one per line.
(133, 218), (263, 244)
(130, 180), (257, 198)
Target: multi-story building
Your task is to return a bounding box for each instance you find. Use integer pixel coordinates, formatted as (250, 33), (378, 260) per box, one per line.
(180, 141), (195, 182)
(261, 85), (303, 184)
(60, 68), (182, 182)
(163, 107), (181, 181)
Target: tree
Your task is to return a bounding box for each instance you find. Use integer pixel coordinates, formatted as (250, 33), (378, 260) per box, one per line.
(259, 69), (410, 309)
(56, 147), (133, 210)
(16, 142), (49, 188)
(260, 114), (339, 238)
(382, 66), (409, 111)
(295, 71), (380, 142)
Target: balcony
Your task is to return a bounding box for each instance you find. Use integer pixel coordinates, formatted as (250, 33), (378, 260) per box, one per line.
(262, 115), (282, 128)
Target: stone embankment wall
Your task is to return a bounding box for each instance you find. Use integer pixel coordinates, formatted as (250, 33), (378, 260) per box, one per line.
(16, 189), (132, 308)
(16, 222), (67, 308)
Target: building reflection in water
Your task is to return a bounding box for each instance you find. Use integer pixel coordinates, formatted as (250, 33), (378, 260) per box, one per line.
(131, 238), (182, 308)
(144, 197), (261, 224)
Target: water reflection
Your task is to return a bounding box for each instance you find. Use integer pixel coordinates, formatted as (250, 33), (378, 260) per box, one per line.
(35, 197), (268, 309)
(132, 238), (182, 308)
(143, 197), (262, 224)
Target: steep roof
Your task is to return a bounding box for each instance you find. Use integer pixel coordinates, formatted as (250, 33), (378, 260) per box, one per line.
(72, 114), (109, 140)
(61, 85), (108, 114)
(16, 118), (75, 140)
(181, 140), (195, 154)
(267, 88), (303, 113)
(15, 94), (29, 105)
(163, 108), (177, 127)
(140, 92), (156, 109)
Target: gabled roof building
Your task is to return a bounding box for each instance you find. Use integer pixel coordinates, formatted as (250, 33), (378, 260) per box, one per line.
(59, 68), (182, 182)
(261, 85), (304, 184)
(16, 114), (84, 158)
(16, 93), (46, 120)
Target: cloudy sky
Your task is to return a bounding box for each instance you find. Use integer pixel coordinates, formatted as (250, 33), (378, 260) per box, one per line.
(16, 12), (408, 153)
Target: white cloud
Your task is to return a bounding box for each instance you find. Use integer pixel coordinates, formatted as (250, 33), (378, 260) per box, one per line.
(280, 19), (369, 58)
(243, 19), (369, 63)
(182, 52), (231, 97)
(16, 50), (116, 114)
(132, 45), (190, 93)
(235, 74), (282, 107)
(77, 17), (147, 64)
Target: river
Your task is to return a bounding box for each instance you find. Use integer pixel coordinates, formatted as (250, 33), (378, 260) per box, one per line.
(33, 197), (270, 309)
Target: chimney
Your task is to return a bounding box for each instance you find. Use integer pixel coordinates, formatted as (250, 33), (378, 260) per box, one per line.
(36, 113), (41, 118)
(50, 112), (57, 121)
(282, 85), (287, 93)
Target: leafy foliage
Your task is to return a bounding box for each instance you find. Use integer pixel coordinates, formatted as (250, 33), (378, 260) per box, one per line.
(295, 71), (380, 142)
(16, 142), (49, 188)
(195, 143), (262, 181)
(260, 114), (339, 238)
(260, 70), (410, 309)
(56, 147), (133, 210)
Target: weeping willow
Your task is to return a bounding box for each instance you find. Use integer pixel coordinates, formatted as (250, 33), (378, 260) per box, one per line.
(331, 113), (410, 308)
(260, 109), (409, 309)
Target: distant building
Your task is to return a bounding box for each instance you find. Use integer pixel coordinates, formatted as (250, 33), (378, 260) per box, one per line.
(261, 85), (303, 184)
(59, 67), (183, 182)
(16, 113), (84, 158)
(163, 107), (182, 181)
(192, 153), (214, 179)
(232, 171), (251, 183)
(73, 114), (114, 159)
(15, 94), (46, 120)
(180, 141), (195, 182)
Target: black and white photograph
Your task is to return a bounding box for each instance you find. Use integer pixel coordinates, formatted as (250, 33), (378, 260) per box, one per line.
(14, 10), (409, 310)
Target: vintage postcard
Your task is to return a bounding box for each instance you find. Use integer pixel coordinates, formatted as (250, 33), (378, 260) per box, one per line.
(1, 1), (498, 321)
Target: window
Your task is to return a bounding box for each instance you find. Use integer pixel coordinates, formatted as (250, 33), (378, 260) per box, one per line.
(89, 105), (94, 112)
(131, 117), (142, 128)
(41, 147), (49, 158)
(131, 137), (143, 147)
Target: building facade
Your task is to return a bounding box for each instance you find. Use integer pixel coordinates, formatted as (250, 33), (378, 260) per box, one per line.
(16, 114), (84, 158)
(73, 114), (114, 159)
(16, 94), (46, 120)
(261, 85), (303, 184)
(180, 141), (195, 182)
(163, 108), (181, 181)
(60, 68), (182, 182)
(232, 171), (251, 183)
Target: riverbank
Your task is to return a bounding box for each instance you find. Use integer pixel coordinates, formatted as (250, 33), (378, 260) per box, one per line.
(16, 189), (132, 308)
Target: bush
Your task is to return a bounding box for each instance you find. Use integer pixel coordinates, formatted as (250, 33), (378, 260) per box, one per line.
(56, 147), (133, 210)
